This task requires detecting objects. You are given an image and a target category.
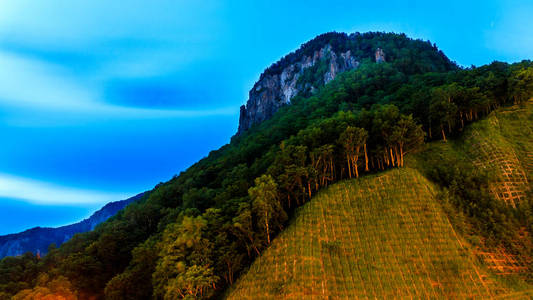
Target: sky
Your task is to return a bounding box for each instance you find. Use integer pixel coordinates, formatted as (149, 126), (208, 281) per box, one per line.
(0, 0), (531, 234)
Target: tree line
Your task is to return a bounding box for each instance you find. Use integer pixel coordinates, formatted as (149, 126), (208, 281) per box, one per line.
(0, 36), (531, 299)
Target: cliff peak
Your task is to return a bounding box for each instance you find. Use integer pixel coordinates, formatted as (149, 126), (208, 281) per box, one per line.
(237, 41), (358, 135)
(236, 32), (456, 135)
(375, 47), (386, 63)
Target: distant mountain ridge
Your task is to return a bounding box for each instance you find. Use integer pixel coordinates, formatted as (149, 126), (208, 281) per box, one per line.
(0, 192), (146, 258)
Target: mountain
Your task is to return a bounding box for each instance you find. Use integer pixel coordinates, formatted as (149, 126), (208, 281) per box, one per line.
(237, 37), (359, 134)
(0, 192), (145, 258)
(227, 102), (533, 299)
(0, 32), (531, 300)
(237, 32), (455, 134)
(228, 168), (505, 298)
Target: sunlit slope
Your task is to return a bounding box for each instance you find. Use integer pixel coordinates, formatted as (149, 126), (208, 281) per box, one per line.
(227, 168), (509, 299)
(462, 101), (532, 207)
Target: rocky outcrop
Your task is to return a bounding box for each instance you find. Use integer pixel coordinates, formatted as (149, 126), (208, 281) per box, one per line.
(237, 44), (359, 134)
(375, 48), (386, 63)
(0, 192), (146, 258)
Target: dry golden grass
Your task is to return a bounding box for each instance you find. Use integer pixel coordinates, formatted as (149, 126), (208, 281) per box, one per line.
(227, 168), (522, 299)
(462, 101), (532, 207)
(227, 103), (533, 299)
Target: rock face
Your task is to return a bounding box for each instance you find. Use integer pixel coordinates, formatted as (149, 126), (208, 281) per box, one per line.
(0, 192), (146, 258)
(237, 44), (359, 134)
(375, 48), (386, 63)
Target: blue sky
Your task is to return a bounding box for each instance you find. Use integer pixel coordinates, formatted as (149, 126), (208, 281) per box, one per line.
(0, 0), (531, 234)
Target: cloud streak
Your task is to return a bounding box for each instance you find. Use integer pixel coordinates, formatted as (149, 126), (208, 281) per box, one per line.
(0, 50), (236, 126)
(0, 173), (128, 205)
(0, 50), (97, 111)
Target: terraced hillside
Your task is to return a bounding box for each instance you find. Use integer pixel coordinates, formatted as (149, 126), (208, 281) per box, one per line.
(227, 168), (525, 299)
(227, 102), (533, 299)
(462, 101), (533, 207)
(457, 102), (533, 280)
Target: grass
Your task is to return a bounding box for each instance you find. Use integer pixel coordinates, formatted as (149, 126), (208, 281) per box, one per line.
(227, 168), (523, 299)
(459, 102), (533, 207)
(226, 102), (533, 299)
(409, 102), (532, 281)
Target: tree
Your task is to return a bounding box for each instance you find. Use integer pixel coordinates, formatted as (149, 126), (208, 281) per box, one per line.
(249, 175), (287, 244)
(311, 144), (336, 186)
(338, 126), (368, 178)
(508, 66), (533, 104)
(372, 104), (401, 166)
(430, 88), (458, 141)
(272, 144), (309, 206)
(12, 274), (77, 300)
(393, 115), (425, 166)
(104, 238), (159, 300)
(232, 202), (261, 257)
(152, 216), (214, 299)
(164, 265), (218, 299)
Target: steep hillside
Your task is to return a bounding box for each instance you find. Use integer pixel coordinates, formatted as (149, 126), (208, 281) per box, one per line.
(0, 192), (145, 258)
(227, 168), (529, 299)
(1, 31), (530, 299)
(237, 32), (455, 134)
(228, 103), (533, 299)
(462, 101), (532, 207)
(456, 102), (533, 277)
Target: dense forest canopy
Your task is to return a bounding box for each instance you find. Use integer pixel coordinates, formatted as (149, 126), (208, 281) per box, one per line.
(260, 32), (454, 80)
(1, 32), (532, 300)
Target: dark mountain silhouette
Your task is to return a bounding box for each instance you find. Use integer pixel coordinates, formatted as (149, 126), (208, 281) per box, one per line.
(0, 192), (145, 258)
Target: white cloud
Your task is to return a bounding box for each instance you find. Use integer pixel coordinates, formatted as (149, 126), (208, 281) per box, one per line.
(0, 1), (224, 49)
(0, 51), (98, 111)
(0, 50), (236, 126)
(0, 173), (128, 205)
(0, 1), (236, 126)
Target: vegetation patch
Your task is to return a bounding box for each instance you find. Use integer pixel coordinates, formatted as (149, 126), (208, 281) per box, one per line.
(227, 168), (518, 299)
(0, 32), (531, 299)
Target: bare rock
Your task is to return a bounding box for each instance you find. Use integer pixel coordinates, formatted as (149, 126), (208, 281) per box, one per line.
(237, 44), (359, 134)
(375, 48), (386, 63)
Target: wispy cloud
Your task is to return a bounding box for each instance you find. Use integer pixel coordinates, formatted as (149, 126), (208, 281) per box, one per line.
(0, 173), (128, 205)
(0, 1), (224, 49)
(0, 50), (99, 110)
(0, 50), (236, 126)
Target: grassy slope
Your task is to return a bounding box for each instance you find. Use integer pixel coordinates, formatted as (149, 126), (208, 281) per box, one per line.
(228, 168), (510, 299)
(461, 101), (532, 207)
(226, 103), (533, 299)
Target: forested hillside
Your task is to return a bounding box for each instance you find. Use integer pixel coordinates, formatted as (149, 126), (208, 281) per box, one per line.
(227, 102), (533, 299)
(0, 32), (531, 300)
(237, 31), (454, 133)
(0, 193), (145, 259)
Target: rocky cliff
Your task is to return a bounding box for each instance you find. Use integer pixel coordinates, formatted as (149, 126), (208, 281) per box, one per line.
(375, 47), (386, 63)
(0, 192), (146, 258)
(237, 43), (360, 134)
(236, 31), (455, 135)
(235, 31), (423, 135)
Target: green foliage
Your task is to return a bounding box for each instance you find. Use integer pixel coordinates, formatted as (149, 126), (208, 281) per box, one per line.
(415, 145), (511, 239)
(164, 265), (219, 300)
(410, 118), (533, 277)
(104, 238), (159, 300)
(509, 64), (533, 104)
(227, 168), (520, 299)
(249, 175), (287, 245)
(338, 126), (368, 177)
(153, 215), (213, 299)
(262, 31), (455, 80)
(1, 31), (531, 299)
(12, 274), (77, 300)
